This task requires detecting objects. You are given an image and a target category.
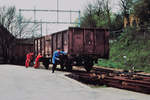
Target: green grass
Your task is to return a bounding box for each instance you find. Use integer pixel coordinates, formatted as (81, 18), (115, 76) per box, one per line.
(96, 27), (150, 73)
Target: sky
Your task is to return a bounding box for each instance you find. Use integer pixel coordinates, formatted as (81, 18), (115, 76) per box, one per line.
(0, 0), (120, 36)
(0, 0), (120, 13)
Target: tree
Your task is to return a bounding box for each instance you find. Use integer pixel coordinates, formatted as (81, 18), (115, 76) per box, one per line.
(0, 6), (40, 38)
(93, 0), (112, 28)
(119, 0), (134, 26)
(134, 0), (150, 24)
(80, 3), (97, 27)
(103, 0), (111, 28)
(81, 0), (112, 29)
(111, 14), (124, 30)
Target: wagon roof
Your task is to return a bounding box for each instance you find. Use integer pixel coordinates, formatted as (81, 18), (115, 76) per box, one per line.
(45, 27), (109, 36)
(33, 27), (109, 39)
(16, 38), (34, 45)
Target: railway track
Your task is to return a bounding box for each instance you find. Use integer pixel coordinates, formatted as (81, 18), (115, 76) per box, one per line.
(66, 66), (150, 94)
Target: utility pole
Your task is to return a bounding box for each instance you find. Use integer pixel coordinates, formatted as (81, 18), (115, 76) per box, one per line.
(57, 0), (59, 23)
(40, 19), (42, 37)
(78, 11), (81, 27)
(46, 23), (48, 35)
(19, 9), (81, 25)
(70, 9), (72, 24)
(19, 7), (81, 37)
(33, 7), (36, 38)
(19, 9), (22, 38)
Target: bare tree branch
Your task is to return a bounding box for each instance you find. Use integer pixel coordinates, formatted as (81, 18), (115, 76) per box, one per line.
(0, 6), (40, 39)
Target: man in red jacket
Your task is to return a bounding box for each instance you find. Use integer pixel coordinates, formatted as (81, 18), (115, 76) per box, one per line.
(25, 52), (34, 68)
(34, 53), (42, 68)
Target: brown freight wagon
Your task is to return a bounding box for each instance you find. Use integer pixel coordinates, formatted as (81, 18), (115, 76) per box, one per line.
(0, 25), (15, 64)
(34, 27), (109, 72)
(12, 39), (34, 65)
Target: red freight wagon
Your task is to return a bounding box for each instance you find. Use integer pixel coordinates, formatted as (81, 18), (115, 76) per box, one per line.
(34, 27), (109, 72)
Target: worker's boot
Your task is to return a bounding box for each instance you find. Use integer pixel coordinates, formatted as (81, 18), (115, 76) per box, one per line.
(52, 64), (56, 73)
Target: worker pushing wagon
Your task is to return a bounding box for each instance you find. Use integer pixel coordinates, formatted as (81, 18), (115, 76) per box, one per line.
(52, 48), (67, 73)
(34, 53), (43, 68)
(34, 27), (109, 72)
(25, 52), (34, 68)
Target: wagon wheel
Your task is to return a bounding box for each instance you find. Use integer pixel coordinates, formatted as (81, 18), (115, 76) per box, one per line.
(59, 54), (67, 71)
(66, 65), (72, 71)
(65, 60), (72, 71)
(84, 60), (93, 72)
(44, 64), (49, 69)
(42, 58), (50, 69)
(60, 64), (65, 70)
(84, 65), (93, 72)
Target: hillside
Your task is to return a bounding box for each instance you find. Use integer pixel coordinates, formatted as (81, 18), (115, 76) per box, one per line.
(97, 27), (150, 73)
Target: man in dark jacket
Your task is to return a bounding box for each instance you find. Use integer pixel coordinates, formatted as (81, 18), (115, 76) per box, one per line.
(52, 48), (66, 73)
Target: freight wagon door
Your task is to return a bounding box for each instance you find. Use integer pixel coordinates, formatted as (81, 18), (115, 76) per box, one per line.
(95, 29), (105, 57)
(70, 28), (84, 54)
(34, 39), (38, 56)
(45, 35), (52, 57)
(84, 29), (94, 54)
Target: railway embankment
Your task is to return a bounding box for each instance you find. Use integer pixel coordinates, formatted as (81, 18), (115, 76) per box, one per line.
(97, 27), (150, 73)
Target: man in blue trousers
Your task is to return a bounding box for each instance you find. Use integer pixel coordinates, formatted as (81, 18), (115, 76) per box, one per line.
(52, 48), (66, 73)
